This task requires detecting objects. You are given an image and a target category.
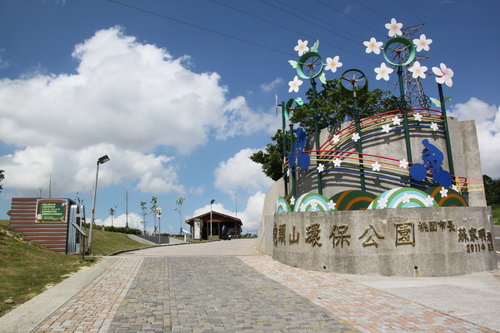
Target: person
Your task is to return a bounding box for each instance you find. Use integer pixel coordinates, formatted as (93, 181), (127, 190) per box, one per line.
(221, 224), (227, 240)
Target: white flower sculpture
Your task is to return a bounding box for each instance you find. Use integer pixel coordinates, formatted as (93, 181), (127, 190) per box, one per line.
(413, 34), (432, 52)
(432, 63), (454, 87)
(294, 39), (309, 56)
(378, 197), (388, 209)
(325, 56), (343, 73)
(317, 163), (325, 173)
(374, 62), (394, 81)
(372, 161), (381, 172)
(288, 76), (303, 93)
(413, 113), (423, 122)
(352, 132), (361, 142)
(408, 61), (428, 79)
(381, 124), (391, 133)
(333, 158), (342, 167)
(399, 159), (409, 169)
(385, 18), (403, 37)
(425, 195), (435, 207)
(392, 116), (401, 126)
(363, 37), (383, 54)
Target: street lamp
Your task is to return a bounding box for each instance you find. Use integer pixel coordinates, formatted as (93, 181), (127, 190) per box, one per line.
(210, 199), (215, 240)
(88, 154), (110, 254)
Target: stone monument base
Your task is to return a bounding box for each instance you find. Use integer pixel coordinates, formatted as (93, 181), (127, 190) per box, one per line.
(270, 207), (496, 276)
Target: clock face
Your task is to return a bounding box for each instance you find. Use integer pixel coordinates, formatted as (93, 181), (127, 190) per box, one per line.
(340, 69), (368, 93)
(296, 52), (324, 79)
(383, 37), (416, 67)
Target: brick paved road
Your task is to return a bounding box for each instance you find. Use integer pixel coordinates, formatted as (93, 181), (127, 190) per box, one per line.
(33, 239), (496, 332)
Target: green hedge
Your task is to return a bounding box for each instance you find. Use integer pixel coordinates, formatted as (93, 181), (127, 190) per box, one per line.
(82, 223), (142, 235)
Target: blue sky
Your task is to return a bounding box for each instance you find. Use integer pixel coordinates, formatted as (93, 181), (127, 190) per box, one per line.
(1, 0), (499, 234)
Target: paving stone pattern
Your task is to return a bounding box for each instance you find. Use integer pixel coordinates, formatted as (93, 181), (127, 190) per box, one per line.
(31, 239), (496, 332)
(34, 258), (143, 333)
(239, 255), (494, 333)
(109, 257), (356, 333)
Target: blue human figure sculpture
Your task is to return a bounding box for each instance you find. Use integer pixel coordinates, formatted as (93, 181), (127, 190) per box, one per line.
(410, 139), (452, 187)
(421, 139), (443, 175)
(288, 128), (310, 170)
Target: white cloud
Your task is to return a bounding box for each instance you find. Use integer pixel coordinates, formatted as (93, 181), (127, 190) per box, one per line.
(216, 96), (279, 139)
(449, 97), (500, 178)
(0, 26), (277, 196)
(97, 212), (143, 230)
(214, 148), (273, 194)
(242, 191), (266, 231)
(0, 143), (184, 196)
(260, 77), (282, 92)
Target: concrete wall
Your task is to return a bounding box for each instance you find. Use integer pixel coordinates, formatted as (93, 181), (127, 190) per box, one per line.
(257, 179), (284, 255)
(271, 207), (496, 276)
(289, 117), (486, 206)
(257, 116), (490, 274)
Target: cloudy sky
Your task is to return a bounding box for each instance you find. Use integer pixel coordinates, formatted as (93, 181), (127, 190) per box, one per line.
(1, 0), (499, 233)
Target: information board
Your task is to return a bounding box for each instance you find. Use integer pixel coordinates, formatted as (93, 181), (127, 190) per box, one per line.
(36, 199), (68, 223)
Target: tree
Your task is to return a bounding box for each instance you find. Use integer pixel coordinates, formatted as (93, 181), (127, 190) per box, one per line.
(250, 130), (294, 181)
(150, 196), (159, 235)
(483, 175), (500, 205)
(0, 170), (4, 193)
(291, 79), (401, 135)
(250, 80), (401, 180)
(140, 201), (148, 234)
(175, 196), (185, 234)
(109, 205), (117, 227)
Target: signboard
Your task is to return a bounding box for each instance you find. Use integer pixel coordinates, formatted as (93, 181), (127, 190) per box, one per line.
(36, 199), (68, 223)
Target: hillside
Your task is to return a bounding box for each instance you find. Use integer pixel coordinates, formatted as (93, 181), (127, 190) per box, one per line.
(0, 220), (150, 316)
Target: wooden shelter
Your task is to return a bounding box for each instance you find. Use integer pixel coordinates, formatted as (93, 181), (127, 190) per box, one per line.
(184, 211), (242, 240)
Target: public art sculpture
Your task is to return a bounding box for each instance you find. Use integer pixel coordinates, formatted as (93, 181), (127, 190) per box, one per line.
(263, 18), (496, 277)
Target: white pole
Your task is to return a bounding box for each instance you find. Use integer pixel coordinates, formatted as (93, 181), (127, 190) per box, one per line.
(88, 162), (100, 254)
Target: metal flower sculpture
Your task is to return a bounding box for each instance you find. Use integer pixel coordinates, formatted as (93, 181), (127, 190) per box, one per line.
(288, 40), (343, 92)
(286, 39), (344, 195)
(362, 18), (456, 179)
(432, 63), (454, 87)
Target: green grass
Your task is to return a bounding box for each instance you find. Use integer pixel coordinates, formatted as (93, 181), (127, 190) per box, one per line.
(0, 221), (96, 316)
(0, 220), (150, 317)
(90, 228), (151, 255)
(491, 204), (500, 225)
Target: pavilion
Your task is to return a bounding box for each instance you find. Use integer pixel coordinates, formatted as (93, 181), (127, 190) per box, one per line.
(184, 211), (242, 240)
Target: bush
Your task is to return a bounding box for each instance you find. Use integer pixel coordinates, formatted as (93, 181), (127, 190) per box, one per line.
(82, 223), (142, 235)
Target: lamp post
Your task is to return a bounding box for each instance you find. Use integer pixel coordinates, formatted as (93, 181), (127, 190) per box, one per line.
(88, 154), (110, 254)
(210, 199), (215, 240)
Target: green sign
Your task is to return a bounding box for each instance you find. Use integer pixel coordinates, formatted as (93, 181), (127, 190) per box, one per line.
(36, 199), (68, 223)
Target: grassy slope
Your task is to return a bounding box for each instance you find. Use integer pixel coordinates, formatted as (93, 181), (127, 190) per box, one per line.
(90, 228), (150, 255)
(0, 220), (150, 316)
(0, 221), (96, 316)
